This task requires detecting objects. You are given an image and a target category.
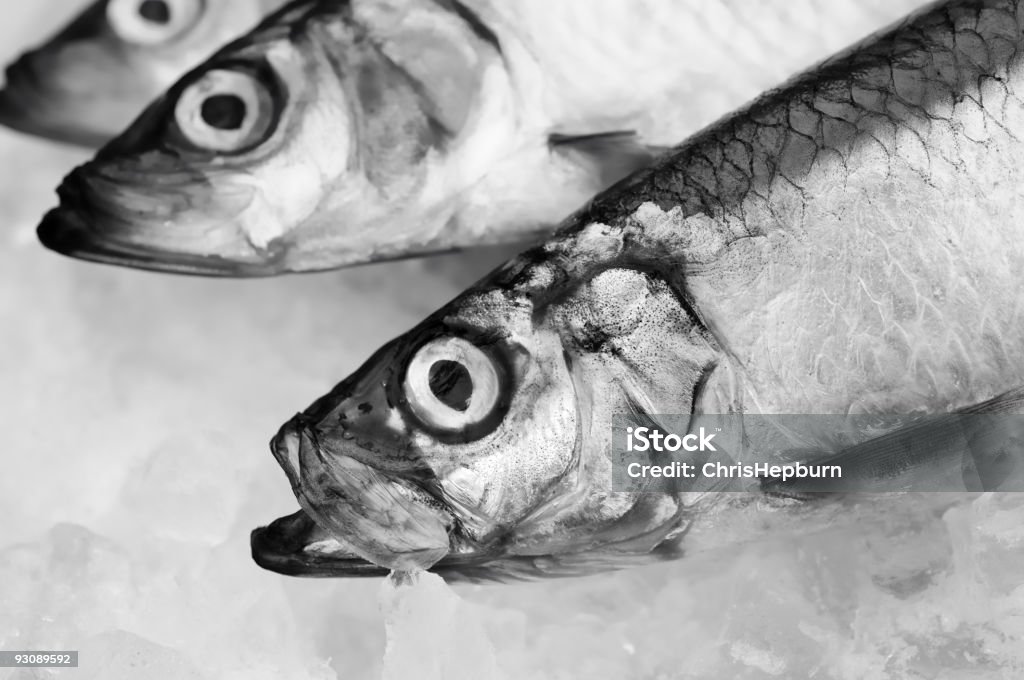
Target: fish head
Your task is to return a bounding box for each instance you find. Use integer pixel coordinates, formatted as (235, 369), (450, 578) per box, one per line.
(0, 0), (275, 147)
(38, 0), (505, 276)
(253, 250), (726, 581)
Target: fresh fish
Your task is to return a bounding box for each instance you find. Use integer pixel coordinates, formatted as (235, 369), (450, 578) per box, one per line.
(0, 0), (288, 147)
(36, 0), (927, 275)
(252, 0), (1024, 581)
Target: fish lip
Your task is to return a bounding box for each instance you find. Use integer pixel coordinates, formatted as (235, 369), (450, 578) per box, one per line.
(271, 414), (441, 497)
(250, 509), (500, 580)
(37, 207), (284, 277)
(268, 415), (475, 570)
(250, 510), (391, 578)
(37, 181), (290, 278)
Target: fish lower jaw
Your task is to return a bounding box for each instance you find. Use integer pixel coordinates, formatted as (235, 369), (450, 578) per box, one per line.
(295, 489), (457, 573)
(251, 509), (393, 577)
(307, 535), (476, 566)
(250, 506), (695, 583)
(250, 508), (490, 578)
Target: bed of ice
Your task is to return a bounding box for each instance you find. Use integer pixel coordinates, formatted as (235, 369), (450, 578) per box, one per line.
(2, 3), (1024, 679)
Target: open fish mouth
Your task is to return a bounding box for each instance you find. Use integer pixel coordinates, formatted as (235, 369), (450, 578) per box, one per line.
(251, 510), (392, 578)
(250, 507), (689, 583)
(36, 172), (287, 277)
(250, 509), (511, 580)
(260, 417), (464, 573)
(251, 415), (619, 582)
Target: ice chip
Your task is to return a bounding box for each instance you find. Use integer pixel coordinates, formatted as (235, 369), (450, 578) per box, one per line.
(0, 524), (133, 650)
(107, 431), (247, 545)
(76, 630), (208, 680)
(379, 571), (503, 680)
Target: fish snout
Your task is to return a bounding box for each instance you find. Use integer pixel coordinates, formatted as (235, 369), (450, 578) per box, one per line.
(298, 347), (431, 476)
(37, 162), (290, 276)
(270, 418), (301, 486)
(37, 207), (88, 258)
(0, 46), (121, 147)
(38, 167), (123, 257)
(2, 53), (37, 94)
(269, 409), (454, 572)
(271, 401), (423, 488)
(270, 414), (318, 493)
(3, 47), (68, 95)
(37, 170), (102, 255)
(0, 54), (58, 140)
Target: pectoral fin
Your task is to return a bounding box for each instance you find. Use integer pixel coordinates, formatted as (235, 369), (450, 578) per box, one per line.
(761, 389), (1024, 496)
(549, 131), (670, 188)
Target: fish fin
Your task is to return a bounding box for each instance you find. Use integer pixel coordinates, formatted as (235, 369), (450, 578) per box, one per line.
(549, 131), (670, 188)
(761, 388), (1024, 496)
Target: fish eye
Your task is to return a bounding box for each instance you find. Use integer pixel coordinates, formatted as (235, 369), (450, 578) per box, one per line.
(107, 0), (204, 45)
(403, 337), (504, 434)
(173, 68), (276, 153)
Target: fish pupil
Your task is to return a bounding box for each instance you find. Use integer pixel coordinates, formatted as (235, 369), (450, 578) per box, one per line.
(428, 360), (472, 412)
(201, 94), (248, 131)
(138, 0), (171, 24)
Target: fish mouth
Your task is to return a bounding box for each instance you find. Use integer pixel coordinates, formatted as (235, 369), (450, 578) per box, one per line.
(264, 418), (465, 573)
(250, 510), (392, 578)
(0, 56), (110, 148)
(252, 413), (605, 581)
(37, 172), (289, 277)
(250, 509), (506, 580)
(250, 507), (688, 583)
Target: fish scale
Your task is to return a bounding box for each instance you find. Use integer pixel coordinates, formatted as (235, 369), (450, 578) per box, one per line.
(251, 0), (1024, 581)
(573, 0), (1024, 414)
(467, 0), (927, 141)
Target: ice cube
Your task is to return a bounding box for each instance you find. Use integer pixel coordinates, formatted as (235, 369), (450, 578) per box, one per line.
(379, 571), (504, 680)
(0, 524), (133, 651)
(75, 630), (208, 680)
(103, 431), (248, 546)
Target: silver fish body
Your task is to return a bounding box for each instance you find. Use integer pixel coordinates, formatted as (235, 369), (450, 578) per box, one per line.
(252, 0), (1024, 581)
(0, 0), (288, 147)
(37, 0), (925, 275)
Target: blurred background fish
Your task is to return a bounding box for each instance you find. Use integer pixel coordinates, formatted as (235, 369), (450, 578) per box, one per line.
(37, 0), (926, 276)
(0, 0), (289, 147)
